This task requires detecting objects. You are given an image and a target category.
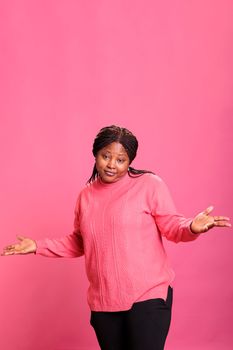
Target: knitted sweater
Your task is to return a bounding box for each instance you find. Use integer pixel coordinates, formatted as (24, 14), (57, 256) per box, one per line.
(35, 173), (200, 311)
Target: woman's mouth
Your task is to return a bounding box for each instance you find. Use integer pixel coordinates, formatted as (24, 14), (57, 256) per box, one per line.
(104, 170), (116, 177)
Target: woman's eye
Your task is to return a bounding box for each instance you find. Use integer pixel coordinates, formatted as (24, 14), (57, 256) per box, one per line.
(117, 159), (124, 163)
(103, 154), (109, 159)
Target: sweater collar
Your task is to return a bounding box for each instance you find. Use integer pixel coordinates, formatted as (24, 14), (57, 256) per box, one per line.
(95, 172), (132, 189)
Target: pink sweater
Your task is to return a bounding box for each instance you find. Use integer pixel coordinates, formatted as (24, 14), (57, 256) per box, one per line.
(35, 173), (200, 311)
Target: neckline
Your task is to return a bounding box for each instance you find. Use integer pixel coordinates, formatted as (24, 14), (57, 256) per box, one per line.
(96, 172), (132, 189)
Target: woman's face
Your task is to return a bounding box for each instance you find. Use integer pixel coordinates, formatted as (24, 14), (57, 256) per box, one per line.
(95, 142), (130, 183)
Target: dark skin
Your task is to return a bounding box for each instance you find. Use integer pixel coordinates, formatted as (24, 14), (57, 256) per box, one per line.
(1, 142), (231, 256)
(95, 142), (130, 183)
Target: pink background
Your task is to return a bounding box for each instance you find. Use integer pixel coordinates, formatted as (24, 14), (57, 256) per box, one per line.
(0, 1), (232, 349)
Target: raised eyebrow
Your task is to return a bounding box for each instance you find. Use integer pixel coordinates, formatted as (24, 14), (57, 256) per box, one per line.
(102, 150), (127, 157)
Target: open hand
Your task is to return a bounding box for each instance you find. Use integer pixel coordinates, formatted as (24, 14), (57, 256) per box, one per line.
(1, 235), (37, 256)
(190, 206), (231, 234)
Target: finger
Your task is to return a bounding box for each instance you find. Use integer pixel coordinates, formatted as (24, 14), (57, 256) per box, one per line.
(2, 248), (26, 255)
(17, 235), (26, 241)
(214, 216), (230, 221)
(1, 251), (15, 256)
(3, 245), (15, 250)
(213, 221), (231, 227)
(3, 244), (20, 253)
(3, 246), (15, 252)
(203, 206), (214, 215)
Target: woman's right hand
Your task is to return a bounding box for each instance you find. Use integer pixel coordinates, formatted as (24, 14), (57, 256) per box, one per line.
(1, 235), (37, 256)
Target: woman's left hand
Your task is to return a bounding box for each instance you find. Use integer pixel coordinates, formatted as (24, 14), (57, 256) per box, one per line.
(190, 206), (231, 234)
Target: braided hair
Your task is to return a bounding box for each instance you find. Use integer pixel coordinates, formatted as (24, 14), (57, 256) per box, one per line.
(87, 125), (154, 183)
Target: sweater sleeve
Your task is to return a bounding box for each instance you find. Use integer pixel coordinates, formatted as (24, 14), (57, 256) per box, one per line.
(151, 176), (201, 243)
(35, 196), (84, 258)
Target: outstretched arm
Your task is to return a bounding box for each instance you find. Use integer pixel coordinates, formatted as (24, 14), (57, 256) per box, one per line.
(152, 176), (231, 242)
(1, 196), (85, 258)
(1, 221), (84, 258)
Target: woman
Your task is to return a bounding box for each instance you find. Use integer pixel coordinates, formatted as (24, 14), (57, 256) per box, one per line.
(1, 125), (231, 350)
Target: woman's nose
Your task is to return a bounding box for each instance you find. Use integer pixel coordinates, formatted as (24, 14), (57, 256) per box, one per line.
(107, 159), (116, 168)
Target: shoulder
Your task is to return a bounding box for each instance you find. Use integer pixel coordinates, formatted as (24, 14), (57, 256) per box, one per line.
(74, 182), (93, 209)
(135, 173), (165, 187)
(78, 181), (94, 199)
(127, 173), (167, 199)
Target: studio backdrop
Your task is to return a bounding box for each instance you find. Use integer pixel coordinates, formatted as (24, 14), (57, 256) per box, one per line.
(0, 1), (232, 349)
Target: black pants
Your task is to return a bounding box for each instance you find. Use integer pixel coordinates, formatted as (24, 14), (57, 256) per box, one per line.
(90, 286), (173, 350)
